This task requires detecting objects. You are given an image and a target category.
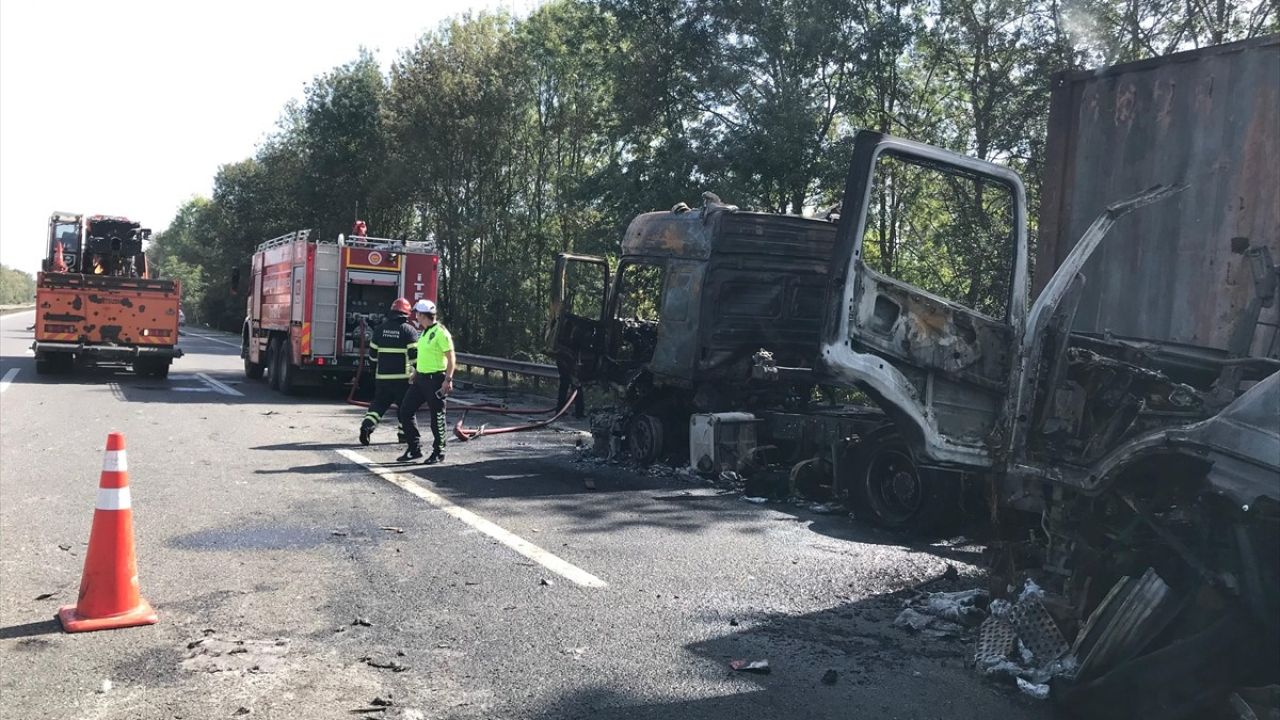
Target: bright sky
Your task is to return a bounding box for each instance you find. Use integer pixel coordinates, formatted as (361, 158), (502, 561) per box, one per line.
(0, 0), (535, 276)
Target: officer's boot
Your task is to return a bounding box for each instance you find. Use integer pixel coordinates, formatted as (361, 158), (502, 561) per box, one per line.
(396, 445), (423, 463)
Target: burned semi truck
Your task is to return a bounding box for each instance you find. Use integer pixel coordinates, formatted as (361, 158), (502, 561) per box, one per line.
(552, 37), (1278, 532)
(552, 36), (1279, 716)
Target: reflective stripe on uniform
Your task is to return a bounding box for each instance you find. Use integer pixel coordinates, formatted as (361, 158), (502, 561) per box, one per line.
(375, 373), (410, 380)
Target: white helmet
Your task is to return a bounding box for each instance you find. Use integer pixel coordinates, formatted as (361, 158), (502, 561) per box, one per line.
(413, 299), (437, 315)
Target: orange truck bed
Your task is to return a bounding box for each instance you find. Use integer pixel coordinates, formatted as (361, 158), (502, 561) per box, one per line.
(34, 272), (183, 361)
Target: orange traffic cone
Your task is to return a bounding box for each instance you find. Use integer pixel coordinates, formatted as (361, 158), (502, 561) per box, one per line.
(57, 432), (158, 633)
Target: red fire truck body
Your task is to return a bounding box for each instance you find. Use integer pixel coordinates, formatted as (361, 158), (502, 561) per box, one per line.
(242, 230), (439, 394)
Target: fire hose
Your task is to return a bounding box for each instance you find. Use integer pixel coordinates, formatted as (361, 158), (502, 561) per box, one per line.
(346, 317), (581, 435)
(454, 388), (579, 441)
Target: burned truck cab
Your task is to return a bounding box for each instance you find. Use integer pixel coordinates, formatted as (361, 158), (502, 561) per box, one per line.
(549, 199), (839, 460)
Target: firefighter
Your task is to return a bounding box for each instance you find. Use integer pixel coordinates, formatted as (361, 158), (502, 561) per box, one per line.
(396, 299), (455, 464)
(359, 298), (419, 446)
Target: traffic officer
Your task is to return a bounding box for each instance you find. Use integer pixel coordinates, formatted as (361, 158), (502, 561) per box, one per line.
(359, 298), (419, 446)
(396, 299), (456, 464)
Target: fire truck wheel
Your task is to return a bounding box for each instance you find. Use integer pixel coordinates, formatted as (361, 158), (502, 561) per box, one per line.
(244, 356), (265, 380)
(267, 338), (282, 391)
(277, 352), (298, 395)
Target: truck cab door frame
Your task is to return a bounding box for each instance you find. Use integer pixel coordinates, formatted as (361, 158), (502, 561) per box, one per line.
(549, 253), (610, 384)
(819, 131), (1029, 468)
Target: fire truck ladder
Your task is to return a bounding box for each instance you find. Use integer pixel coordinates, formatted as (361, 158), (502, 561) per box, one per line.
(311, 243), (340, 357)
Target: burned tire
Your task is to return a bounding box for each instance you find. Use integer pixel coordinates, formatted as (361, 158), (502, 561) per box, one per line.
(850, 434), (959, 536)
(627, 413), (664, 465)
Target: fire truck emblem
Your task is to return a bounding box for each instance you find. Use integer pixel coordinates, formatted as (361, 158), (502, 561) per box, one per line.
(367, 251), (383, 265)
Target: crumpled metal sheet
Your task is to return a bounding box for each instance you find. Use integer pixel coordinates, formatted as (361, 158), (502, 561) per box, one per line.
(1008, 596), (1070, 664)
(975, 615), (1017, 670)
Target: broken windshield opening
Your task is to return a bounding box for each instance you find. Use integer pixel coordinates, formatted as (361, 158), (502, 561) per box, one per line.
(613, 261), (664, 363)
(862, 152), (1017, 320)
(563, 258), (608, 322)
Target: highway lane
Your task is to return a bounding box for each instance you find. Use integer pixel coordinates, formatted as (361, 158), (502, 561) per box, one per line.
(0, 310), (1047, 719)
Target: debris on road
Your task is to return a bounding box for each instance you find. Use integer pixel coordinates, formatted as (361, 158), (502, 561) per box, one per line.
(729, 659), (771, 674)
(234, 707), (252, 716)
(362, 656), (409, 673)
(34, 592), (55, 600)
(379, 526), (405, 534)
(539, 578), (554, 587)
(331, 530), (349, 537)
(821, 669), (839, 685)
(894, 587), (988, 639)
(98, 679), (112, 694)
(1016, 678), (1050, 700)
(352, 617), (374, 627)
(371, 696), (395, 707)
(183, 637), (290, 674)
(57, 543), (71, 551)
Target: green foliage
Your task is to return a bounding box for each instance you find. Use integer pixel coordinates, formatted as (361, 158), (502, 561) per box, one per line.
(0, 264), (35, 304)
(148, 0), (1273, 346)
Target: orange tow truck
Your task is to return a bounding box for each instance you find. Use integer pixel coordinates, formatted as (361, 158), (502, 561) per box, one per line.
(33, 212), (183, 377)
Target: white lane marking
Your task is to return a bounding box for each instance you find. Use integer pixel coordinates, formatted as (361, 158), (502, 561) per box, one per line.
(196, 372), (244, 397)
(0, 368), (18, 393)
(173, 387), (216, 393)
(182, 331), (241, 348)
(337, 449), (608, 589)
(96, 487), (132, 510)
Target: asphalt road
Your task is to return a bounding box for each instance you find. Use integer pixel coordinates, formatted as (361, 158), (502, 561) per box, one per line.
(0, 309), (1050, 720)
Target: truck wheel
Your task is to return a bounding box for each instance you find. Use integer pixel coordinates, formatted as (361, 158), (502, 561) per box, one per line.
(41, 353), (74, 374)
(850, 435), (959, 536)
(244, 356), (265, 380)
(627, 414), (664, 465)
(267, 338), (282, 391)
(277, 352), (298, 395)
(134, 358), (170, 378)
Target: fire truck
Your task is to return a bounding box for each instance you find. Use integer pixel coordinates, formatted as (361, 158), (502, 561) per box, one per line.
(33, 212), (182, 377)
(241, 227), (439, 394)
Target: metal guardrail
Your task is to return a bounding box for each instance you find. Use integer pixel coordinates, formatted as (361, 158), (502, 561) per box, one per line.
(455, 352), (558, 380)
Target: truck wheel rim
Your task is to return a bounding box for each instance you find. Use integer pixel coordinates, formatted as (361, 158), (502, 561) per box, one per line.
(629, 415), (662, 464)
(865, 447), (923, 525)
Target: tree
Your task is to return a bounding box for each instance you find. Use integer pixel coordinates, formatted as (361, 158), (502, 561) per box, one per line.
(0, 265), (35, 304)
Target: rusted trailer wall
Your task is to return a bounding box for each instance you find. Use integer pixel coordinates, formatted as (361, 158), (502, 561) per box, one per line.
(1036, 35), (1280, 356)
